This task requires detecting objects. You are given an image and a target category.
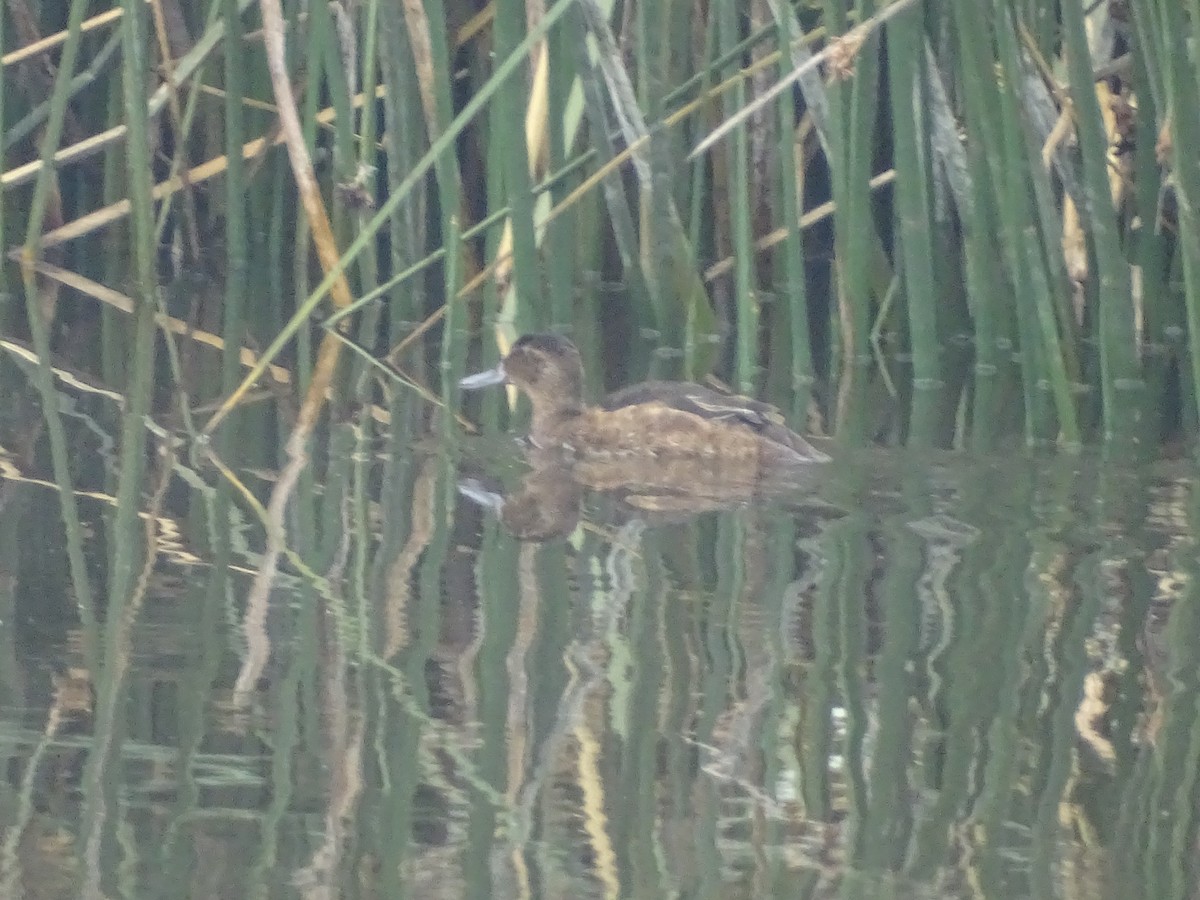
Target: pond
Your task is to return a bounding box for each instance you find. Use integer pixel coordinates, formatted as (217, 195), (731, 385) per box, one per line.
(0, 324), (1195, 899)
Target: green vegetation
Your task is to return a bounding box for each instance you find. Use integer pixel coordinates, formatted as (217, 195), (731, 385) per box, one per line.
(3, 0), (1194, 453)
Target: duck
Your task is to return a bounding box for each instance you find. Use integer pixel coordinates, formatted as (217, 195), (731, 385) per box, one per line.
(459, 333), (830, 471)
(459, 467), (584, 541)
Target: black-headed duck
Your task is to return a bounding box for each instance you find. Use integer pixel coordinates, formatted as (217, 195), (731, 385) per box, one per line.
(459, 333), (830, 470)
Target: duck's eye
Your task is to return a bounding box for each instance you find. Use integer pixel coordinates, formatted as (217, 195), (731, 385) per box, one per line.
(525, 355), (548, 381)
(503, 350), (541, 382)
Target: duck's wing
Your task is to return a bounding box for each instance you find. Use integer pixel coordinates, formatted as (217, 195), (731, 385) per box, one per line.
(603, 381), (828, 462)
(601, 381), (782, 430)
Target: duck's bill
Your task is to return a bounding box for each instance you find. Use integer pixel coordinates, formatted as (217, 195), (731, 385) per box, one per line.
(459, 363), (507, 390)
(457, 477), (505, 511)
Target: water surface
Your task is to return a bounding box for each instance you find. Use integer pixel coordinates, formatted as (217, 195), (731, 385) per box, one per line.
(0, 370), (1194, 900)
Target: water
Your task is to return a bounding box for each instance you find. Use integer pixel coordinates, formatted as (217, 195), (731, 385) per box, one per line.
(0, 340), (1197, 899)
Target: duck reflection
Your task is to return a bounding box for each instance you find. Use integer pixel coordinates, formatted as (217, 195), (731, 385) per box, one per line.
(459, 462), (584, 542)
(460, 446), (827, 541)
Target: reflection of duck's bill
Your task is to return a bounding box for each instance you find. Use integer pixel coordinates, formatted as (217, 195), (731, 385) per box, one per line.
(457, 477), (505, 511)
(459, 363), (507, 390)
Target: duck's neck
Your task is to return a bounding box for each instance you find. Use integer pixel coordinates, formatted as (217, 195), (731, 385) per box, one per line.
(529, 397), (585, 446)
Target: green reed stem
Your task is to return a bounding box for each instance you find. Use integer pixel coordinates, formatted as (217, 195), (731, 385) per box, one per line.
(684, 11), (719, 377)
(107, 0), (160, 618)
(312, 0), (355, 182)
(377, 0), (425, 337)
(222, 0), (249, 395)
(350, 3), (385, 375)
(638, 0), (675, 347)
(545, 22), (576, 328)
(887, 6), (940, 388)
(1058, 0), (1141, 443)
(771, 9), (812, 388)
(267, 165), (288, 335)
(494, 0), (543, 326)
(201, 0), (248, 578)
(441, 216), (465, 429)
(17, 269), (98, 669)
(1126, 50), (1169, 349)
(717, 3), (758, 393)
(1145, 0), (1200, 432)
(415, 0), (467, 333)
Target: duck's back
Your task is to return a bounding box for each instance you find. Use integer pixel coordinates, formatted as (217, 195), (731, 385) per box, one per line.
(602, 381), (769, 422)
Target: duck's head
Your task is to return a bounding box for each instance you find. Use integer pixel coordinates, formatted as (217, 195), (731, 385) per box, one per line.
(459, 333), (585, 408)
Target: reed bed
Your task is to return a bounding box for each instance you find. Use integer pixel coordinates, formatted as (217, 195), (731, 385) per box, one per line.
(0, 0), (1196, 456)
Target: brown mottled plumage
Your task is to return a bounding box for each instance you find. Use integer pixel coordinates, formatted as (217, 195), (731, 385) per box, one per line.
(459, 333), (829, 471)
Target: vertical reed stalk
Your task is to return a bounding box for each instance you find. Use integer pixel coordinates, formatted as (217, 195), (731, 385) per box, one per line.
(345, 3), (381, 362)
(313, 0), (355, 183)
(100, 79), (126, 388)
(209, 0), (250, 580)
(638, 0), (673, 346)
(483, 113), (506, 367)
(1142, 0), (1200, 430)
(441, 216), (464, 417)
(493, 0), (543, 327)
(936, 54), (1003, 380)
(222, 0), (249, 395)
(887, 5), (940, 387)
(107, 0), (160, 639)
(772, 34), (812, 390)
(350, 3), (385, 373)
(1059, 0), (1141, 443)
(684, 12), (719, 376)
(377, 0), (426, 341)
(15, 267), (98, 667)
(717, 4), (757, 392)
(1126, 49), (1169, 348)
(545, 25), (576, 327)
(267, 166), (288, 334)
